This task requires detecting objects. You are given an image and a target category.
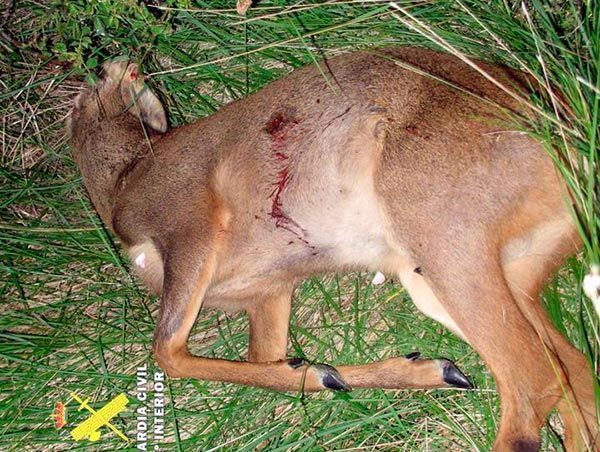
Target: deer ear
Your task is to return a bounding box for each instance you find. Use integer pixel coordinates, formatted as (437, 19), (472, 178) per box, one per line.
(120, 63), (168, 133)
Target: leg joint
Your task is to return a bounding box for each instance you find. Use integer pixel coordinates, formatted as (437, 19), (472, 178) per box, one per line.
(152, 341), (188, 378)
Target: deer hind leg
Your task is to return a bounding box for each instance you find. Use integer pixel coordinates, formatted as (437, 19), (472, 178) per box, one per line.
(502, 220), (598, 451)
(409, 236), (573, 451)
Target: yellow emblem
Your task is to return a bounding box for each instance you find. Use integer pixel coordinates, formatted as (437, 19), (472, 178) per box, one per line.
(69, 392), (129, 442)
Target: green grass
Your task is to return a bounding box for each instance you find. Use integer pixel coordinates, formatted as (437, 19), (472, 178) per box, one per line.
(0, 1), (598, 450)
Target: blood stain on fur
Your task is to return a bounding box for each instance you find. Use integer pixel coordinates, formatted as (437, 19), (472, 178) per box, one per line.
(269, 167), (294, 228)
(265, 109), (299, 152)
(268, 164), (310, 247)
(265, 109), (312, 247)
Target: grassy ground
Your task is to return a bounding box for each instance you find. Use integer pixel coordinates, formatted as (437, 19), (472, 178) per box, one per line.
(1, 1), (598, 450)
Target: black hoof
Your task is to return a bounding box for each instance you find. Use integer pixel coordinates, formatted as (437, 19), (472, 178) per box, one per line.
(288, 357), (306, 369)
(441, 360), (473, 389)
(313, 364), (352, 392)
(405, 351), (421, 361)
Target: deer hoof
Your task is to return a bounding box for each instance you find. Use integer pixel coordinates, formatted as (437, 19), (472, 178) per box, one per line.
(441, 359), (473, 389)
(313, 363), (352, 392)
(287, 358), (351, 391)
(287, 357), (306, 369)
(405, 351), (421, 361)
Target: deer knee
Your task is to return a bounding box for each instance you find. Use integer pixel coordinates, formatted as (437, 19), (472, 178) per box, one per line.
(153, 342), (188, 378)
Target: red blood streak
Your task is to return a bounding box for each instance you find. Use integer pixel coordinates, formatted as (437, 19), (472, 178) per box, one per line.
(269, 168), (294, 228)
(265, 109), (310, 246)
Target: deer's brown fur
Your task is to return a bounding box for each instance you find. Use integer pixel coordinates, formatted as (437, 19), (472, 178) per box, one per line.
(68, 49), (598, 451)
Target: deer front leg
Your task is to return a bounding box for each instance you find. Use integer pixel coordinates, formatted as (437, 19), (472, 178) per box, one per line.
(245, 284), (472, 390)
(246, 289), (472, 389)
(151, 243), (348, 392)
(153, 240), (471, 392)
(336, 353), (472, 390)
(247, 290), (293, 363)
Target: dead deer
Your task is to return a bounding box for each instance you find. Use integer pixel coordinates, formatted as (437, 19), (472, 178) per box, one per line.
(67, 48), (598, 451)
